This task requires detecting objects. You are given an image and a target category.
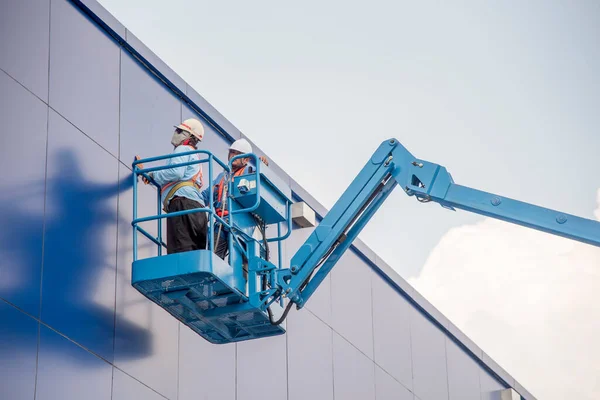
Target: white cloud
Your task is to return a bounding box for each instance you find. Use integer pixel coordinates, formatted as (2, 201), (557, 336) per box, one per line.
(409, 190), (600, 400)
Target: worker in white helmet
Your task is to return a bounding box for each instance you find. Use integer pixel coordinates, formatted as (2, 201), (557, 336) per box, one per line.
(137, 118), (208, 254)
(201, 138), (268, 259)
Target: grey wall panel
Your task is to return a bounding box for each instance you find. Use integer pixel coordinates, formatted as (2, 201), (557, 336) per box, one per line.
(331, 251), (374, 359)
(375, 365), (413, 400)
(480, 370), (506, 400)
(0, 301), (38, 400)
(372, 273), (413, 390)
(237, 335), (288, 400)
(332, 332), (376, 400)
(119, 52), (182, 167)
(112, 368), (167, 400)
(41, 109), (118, 362)
(179, 325), (236, 400)
(446, 339), (480, 400)
(0, 71), (47, 316)
(285, 224), (332, 325)
(114, 163), (178, 400)
(49, 0), (119, 156)
(36, 325), (112, 400)
(287, 308), (334, 400)
(410, 309), (449, 400)
(0, 0), (50, 101)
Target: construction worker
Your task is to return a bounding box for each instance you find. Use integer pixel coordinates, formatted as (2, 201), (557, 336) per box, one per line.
(138, 118), (207, 254)
(202, 138), (268, 259)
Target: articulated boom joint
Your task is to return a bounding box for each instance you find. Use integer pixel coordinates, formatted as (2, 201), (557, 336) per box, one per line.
(391, 153), (454, 204)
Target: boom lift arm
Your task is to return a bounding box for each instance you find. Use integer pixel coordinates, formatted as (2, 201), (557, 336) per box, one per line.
(131, 138), (600, 344)
(275, 138), (600, 311)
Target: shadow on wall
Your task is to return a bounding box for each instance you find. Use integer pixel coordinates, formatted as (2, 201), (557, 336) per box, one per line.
(0, 149), (152, 364)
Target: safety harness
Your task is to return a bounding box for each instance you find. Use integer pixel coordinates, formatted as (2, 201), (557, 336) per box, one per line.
(215, 167), (247, 217)
(161, 144), (203, 211)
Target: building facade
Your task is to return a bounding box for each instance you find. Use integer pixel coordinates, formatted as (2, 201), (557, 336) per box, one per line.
(0, 1), (533, 399)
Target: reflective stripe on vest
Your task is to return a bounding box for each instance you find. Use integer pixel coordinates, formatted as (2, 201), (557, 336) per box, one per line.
(161, 149), (203, 210)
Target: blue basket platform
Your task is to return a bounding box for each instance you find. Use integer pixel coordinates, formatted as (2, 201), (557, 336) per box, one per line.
(132, 250), (286, 344)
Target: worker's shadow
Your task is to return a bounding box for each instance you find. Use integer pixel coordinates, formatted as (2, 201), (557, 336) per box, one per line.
(0, 149), (152, 365)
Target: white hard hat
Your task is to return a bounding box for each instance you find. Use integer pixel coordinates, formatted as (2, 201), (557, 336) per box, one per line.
(229, 138), (253, 154)
(175, 118), (204, 141)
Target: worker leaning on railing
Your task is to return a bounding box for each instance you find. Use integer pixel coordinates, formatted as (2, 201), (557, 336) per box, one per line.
(137, 118), (208, 254)
(201, 138), (268, 259)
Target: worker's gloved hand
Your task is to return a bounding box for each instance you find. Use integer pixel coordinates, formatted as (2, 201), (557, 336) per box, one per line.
(142, 173), (153, 185)
(259, 156), (269, 166)
(135, 155), (151, 185)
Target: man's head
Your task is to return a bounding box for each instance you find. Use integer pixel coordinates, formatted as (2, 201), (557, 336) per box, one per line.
(228, 139), (253, 170)
(171, 118), (204, 148)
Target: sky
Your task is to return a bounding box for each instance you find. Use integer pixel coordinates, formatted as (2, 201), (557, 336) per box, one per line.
(97, 1), (600, 398)
(409, 192), (600, 399)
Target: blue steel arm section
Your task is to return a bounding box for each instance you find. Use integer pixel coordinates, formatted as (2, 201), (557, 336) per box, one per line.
(284, 138), (600, 309)
(401, 160), (600, 248)
(284, 139), (400, 307)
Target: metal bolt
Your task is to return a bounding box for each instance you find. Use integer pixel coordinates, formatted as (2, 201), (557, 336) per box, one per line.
(384, 156), (393, 167)
(491, 197), (502, 206)
(291, 266), (298, 273)
(389, 139), (396, 144)
(412, 161), (424, 168)
(556, 214), (567, 224)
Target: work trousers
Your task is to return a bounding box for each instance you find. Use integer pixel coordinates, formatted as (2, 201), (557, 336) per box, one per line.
(166, 196), (208, 254)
